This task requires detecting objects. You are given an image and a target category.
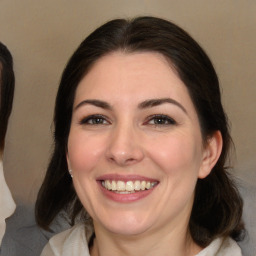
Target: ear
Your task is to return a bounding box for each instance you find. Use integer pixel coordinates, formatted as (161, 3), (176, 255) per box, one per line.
(198, 130), (223, 179)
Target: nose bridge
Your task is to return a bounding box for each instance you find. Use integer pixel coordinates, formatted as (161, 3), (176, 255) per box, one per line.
(106, 119), (144, 165)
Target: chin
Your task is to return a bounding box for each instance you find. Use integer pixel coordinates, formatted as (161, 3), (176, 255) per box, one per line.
(107, 223), (151, 236)
(97, 212), (154, 236)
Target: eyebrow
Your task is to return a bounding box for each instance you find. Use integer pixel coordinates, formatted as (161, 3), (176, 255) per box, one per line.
(74, 98), (187, 114)
(138, 98), (187, 114)
(74, 99), (112, 110)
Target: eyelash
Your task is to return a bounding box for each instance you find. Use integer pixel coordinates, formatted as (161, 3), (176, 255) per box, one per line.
(145, 114), (177, 126)
(79, 114), (110, 125)
(78, 114), (176, 126)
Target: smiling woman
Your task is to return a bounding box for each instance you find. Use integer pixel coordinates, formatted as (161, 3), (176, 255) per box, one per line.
(35, 17), (244, 256)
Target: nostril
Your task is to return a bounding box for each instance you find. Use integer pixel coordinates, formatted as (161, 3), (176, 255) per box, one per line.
(108, 154), (139, 166)
(126, 158), (136, 163)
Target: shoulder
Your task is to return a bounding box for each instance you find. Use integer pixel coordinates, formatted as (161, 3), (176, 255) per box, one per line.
(40, 224), (90, 256)
(196, 237), (242, 256)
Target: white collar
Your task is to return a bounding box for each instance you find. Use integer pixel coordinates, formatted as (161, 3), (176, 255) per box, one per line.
(0, 160), (16, 244)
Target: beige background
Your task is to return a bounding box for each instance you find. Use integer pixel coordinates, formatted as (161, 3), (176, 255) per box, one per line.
(0, 0), (255, 205)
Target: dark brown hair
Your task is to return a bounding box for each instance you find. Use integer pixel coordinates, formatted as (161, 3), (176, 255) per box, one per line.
(35, 16), (244, 247)
(0, 42), (15, 153)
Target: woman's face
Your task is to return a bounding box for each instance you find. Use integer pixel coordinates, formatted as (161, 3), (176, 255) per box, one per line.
(67, 52), (217, 237)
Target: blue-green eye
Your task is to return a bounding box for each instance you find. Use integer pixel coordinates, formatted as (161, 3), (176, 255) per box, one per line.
(79, 115), (109, 125)
(147, 114), (176, 125)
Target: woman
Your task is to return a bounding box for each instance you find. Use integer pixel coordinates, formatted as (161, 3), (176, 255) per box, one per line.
(36, 17), (244, 255)
(0, 42), (16, 245)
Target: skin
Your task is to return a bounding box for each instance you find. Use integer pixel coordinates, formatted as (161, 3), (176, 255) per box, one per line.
(67, 51), (222, 256)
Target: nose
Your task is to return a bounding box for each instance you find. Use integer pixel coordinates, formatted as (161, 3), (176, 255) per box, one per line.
(106, 124), (144, 166)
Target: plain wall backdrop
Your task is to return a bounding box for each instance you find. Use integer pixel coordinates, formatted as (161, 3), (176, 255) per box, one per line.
(0, 1), (255, 206)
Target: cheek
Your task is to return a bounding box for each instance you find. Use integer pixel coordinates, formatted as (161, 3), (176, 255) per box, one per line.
(148, 133), (203, 176)
(67, 132), (105, 173)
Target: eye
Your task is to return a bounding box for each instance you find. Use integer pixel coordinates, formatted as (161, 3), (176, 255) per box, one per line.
(79, 114), (110, 125)
(146, 114), (176, 126)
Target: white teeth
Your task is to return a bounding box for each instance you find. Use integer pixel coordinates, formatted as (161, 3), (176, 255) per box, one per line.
(117, 181), (125, 191)
(102, 180), (157, 192)
(111, 180), (117, 190)
(126, 181), (134, 191)
(106, 180), (111, 190)
(134, 180), (141, 191)
(141, 181), (146, 190)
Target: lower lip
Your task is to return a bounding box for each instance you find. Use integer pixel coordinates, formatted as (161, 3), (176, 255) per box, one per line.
(98, 182), (157, 203)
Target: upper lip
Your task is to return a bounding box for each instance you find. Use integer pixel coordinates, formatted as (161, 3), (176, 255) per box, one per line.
(96, 174), (158, 183)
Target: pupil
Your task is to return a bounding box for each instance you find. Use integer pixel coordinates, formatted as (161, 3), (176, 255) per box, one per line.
(155, 118), (164, 124)
(94, 118), (102, 124)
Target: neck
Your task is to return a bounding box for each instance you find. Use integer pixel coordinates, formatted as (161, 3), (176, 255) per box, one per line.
(90, 221), (202, 256)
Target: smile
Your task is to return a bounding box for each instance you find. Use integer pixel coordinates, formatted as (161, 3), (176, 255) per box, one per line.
(101, 180), (158, 194)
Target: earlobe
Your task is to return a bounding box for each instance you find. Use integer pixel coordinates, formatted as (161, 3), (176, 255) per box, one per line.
(198, 131), (223, 179)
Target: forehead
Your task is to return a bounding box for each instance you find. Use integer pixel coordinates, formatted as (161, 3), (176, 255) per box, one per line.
(75, 51), (192, 104)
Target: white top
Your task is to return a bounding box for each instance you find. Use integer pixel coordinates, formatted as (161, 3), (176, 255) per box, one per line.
(41, 224), (242, 256)
(0, 161), (16, 244)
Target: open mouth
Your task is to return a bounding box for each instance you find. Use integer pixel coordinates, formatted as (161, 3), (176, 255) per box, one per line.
(101, 180), (158, 194)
